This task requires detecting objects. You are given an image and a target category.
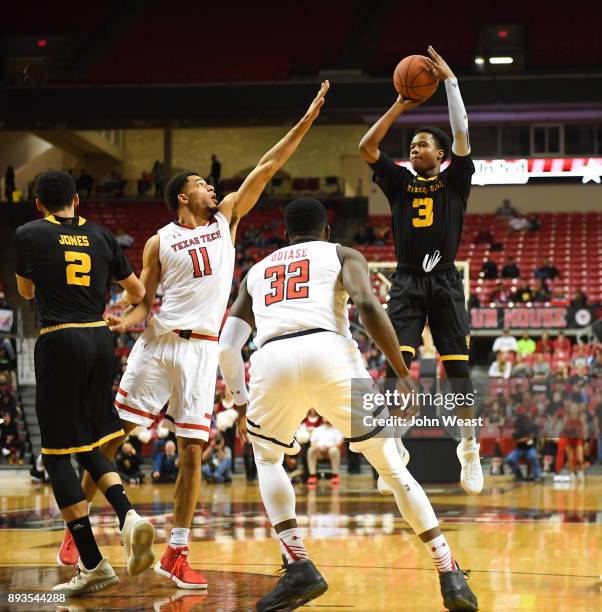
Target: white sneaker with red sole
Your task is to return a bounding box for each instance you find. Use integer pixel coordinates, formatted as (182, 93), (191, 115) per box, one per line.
(154, 545), (208, 589)
(57, 529), (80, 566)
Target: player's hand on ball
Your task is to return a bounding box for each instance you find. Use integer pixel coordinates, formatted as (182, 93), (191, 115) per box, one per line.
(304, 80), (330, 123)
(105, 314), (127, 334)
(424, 45), (455, 81)
(396, 94), (424, 112)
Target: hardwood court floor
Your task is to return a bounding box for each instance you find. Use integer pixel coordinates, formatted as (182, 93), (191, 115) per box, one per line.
(0, 473), (600, 611)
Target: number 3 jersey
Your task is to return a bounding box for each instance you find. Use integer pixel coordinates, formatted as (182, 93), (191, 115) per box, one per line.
(246, 240), (352, 348)
(15, 215), (133, 327)
(369, 151), (475, 273)
(153, 211), (235, 335)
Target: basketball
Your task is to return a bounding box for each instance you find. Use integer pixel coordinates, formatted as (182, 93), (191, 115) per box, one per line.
(394, 54), (439, 101)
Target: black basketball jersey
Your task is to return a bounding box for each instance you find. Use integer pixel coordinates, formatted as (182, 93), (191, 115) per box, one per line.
(15, 214), (133, 327)
(369, 151), (475, 273)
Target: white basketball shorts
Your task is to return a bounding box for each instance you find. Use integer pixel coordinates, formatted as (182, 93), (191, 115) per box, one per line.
(246, 331), (379, 456)
(115, 329), (218, 440)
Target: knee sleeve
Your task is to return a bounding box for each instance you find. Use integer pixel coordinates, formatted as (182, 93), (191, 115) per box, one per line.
(43, 454), (86, 509)
(253, 442), (296, 526)
(75, 449), (116, 483)
(357, 437), (439, 535)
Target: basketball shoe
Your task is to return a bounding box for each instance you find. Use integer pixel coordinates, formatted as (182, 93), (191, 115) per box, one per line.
(52, 558), (119, 596)
(256, 558), (328, 611)
(457, 442), (484, 495)
(57, 529), (80, 566)
(154, 545), (208, 589)
(377, 439), (410, 495)
(121, 509), (156, 576)
(439, 562), (479, 611)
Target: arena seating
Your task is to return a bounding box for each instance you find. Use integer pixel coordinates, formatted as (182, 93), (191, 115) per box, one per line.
(358, 212), (602, 304)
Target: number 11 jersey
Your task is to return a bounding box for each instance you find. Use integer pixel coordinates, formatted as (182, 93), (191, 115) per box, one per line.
(153, 211), (235, 336)
(246, 241), (352, 348)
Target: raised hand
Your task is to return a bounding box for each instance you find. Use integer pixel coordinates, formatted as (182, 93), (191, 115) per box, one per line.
(303, 80), (330, 123)
(424, 45), (455, 81)
(396, 94), (425, 112)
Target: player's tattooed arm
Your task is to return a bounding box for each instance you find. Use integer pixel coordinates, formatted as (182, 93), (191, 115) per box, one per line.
(337, 245), (411, 381)
(219, 80), (330, 239)
(105, 235), (160, 333)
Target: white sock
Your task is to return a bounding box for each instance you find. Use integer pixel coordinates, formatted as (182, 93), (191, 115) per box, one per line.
(278, 527), (308, 563)
(424, 534), (455, 573)
(170, 527), (190, 548)
(461, 437), (477, 451)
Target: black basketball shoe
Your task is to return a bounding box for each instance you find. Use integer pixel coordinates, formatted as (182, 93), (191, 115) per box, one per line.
(439, 563), (479, 611)
(256, 558), (328, 611)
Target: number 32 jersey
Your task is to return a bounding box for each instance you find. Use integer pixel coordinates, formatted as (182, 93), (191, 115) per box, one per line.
(153, 211), (235, 335)
(246, 241), (352, 348)
(15, 215), (133, 327)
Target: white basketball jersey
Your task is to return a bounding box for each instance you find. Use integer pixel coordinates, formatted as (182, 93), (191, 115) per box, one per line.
(246, 241), (352, 347)
(153, 212), (235, 335)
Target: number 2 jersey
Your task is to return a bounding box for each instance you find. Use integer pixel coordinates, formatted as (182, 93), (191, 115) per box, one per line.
(152, 211), (235, 336)
(15, 214), (133, 327)
(369, 151), (475, 273)
(246, 240), (352, 348)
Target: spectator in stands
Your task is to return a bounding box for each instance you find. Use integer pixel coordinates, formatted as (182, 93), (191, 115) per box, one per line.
(531, 279), (550, 303)
(505, 411), (542, 482)
(553, 331), (571, 353)
(115, 442), (144, 484)
(536, 331), (553, 354)
(367, 347), (385, 371)
(532, 354), (551, 379)
(209, 154), (221, 187)
(76, 169), (95, 198)
(590, 349), (602, 378)
(474, 228), (493, 245)
(571, 346), (590, 371)
(550, 287), (568, 306)
(501, 256), (520, 279)
(535, 259), (560, 281)
(509, 215), (530, 231)
(517, 332), (536, 357)
(0, 347), (12, 372)
(0, 393), (16, 419)
(495, 198), (518, 219)
(488, 353), (512, 379)
(0, 411), (24, 464)
(468, 292), (480, 309)
(201, 433), (232, 484)
(570, 289), (588, 308)
(115, 227), (134, 249)
(307, 420), (344, 486)
(492, 329), (518, 354)
(137, 170), (153, 196)
(152, 161), (165, 197)
(4, 166), (15, 203)
(512, 280), (533, 303)
(152, 439), (179, 483)
(480, 258), (498, 279)
(512, 353), (532, 378)
(488, 281), (510, 304)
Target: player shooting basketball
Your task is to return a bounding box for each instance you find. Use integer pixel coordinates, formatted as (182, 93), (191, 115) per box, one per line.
(358, 46), (483, 496)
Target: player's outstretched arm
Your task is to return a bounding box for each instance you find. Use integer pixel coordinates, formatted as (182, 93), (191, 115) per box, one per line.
(337, 245), (410, 379)
(424, 45), (470, 156)
(218, 81), (330, 239)
(218, 279), (255, 442)
(106, 235), (161, 333)
(358, 96), (423, 164)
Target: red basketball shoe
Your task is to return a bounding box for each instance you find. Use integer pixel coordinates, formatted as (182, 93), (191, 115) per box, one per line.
(154, 545), (208, 589)
(56, 529), (80, 566)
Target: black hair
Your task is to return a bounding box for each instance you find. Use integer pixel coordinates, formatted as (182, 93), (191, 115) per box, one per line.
(165, 171), (200, 213)
(412, 125), (451, 162)
(34, 170), (77, 212)
(284, 197), (327, 238)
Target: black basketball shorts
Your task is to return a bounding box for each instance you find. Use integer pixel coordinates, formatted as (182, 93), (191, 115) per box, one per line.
(387, 268), (470, 362)
(34, 323), (124, 454)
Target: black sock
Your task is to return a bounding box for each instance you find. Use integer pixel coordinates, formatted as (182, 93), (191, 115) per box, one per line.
(67, 516), (102, 570)
(104, 484), (133, 530)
